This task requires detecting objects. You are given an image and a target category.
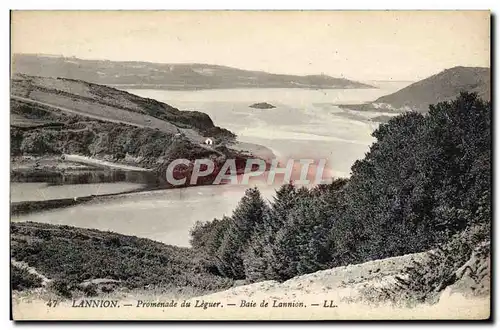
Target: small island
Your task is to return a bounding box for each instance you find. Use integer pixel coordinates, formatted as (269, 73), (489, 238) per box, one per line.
(249, 102), (276, 109)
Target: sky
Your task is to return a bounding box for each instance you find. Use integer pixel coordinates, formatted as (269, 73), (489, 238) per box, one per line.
(11, 11), (490, 81)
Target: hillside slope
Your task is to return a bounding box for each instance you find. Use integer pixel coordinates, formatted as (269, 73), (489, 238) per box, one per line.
(10, 222), (234, 297)
(11, 74), (220, 139)
(374, 66), (490, 112)
(11, 223), (490, 320)
(341, 66), (490, 114)
(12, 54), (375, 90)
(10, 74), (274, 173)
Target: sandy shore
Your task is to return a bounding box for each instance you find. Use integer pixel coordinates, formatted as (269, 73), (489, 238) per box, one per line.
(229, 141), (276, 163)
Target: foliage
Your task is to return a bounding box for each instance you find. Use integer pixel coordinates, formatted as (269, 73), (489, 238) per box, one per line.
(190, 217), (231, 255)
(82, 283), (99, 297)
(11, 264), (43, 291)
(357, 223), (491, 307)
(20, 130), (59, 155)
(10, 128), (24, 156)
(11, 92), (492, 297)
(216, 188), (269, 279)
(11, 120), (223, 170)
(11, 222), (233, 297)
(190, 92), (491, 284)
(336, 92), (491, 263)
(49, 279), (72, 298)
(10, 96), (235, 167)
(399, 223), (490, 305)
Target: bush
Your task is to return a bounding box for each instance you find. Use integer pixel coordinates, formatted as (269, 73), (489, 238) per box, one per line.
(11, 222), (234, 297)
(358, 223), (491, 307)
(50, 279), (72, 298)
(11, 264), (43, 291)
(190, 93), (491, 285)
(20, 130), (58, 155)
(10, 116), (224, 170)
(82, 283), (98, 297)
(190, 217), (230, 255)
(337, 92), (491, 263)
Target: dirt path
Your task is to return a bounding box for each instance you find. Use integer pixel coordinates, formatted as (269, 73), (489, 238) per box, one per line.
(12, 95), (204, 142)
(63, 154), (152, 172)
(11, 260), (51, 287)
(12, 95), (152, 130)
(11, 248), (489, 320)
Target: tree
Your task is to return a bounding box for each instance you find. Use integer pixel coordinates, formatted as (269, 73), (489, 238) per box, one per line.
(190, 217), (230, 256)
(189, 93), (491, 284)
(242, 183), (301, 282)
(337, 92), (491, 263)
(216, 188), (268, 279)
(20, 131), (58, 155)
(266, 195), (337, 281)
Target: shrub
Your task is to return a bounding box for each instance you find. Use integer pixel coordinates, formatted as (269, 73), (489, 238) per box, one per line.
(82, 283), (98, 297)
(20, 131), (58, 155)
(11, 264), (43, 291)
(11, 222), (234, 297)
(337, 92), (491, 263)
(50, 279), (72, 298)
(190, 93), (491, 285)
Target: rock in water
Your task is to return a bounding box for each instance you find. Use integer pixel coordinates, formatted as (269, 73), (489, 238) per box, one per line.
(249, 102), (276, 109)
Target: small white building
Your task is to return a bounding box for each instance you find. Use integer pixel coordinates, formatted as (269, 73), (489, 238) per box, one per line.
(204, 138), (214, 146)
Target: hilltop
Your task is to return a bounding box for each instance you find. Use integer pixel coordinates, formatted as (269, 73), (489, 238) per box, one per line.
(341, 66), (490, 113)
(10, 74), (274, 174)
(12, 54), (375, 90)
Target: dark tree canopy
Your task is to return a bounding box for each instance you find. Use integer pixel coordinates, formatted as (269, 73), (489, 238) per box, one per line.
(191, 92), (491, 282)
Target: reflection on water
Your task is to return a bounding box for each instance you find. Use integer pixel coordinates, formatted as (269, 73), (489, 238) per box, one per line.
(10, 170), (166, 203)
(10, 182), (147, 203)
(12, 169), (161, 186)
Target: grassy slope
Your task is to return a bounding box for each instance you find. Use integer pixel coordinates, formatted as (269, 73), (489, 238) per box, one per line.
(11, 222), (233, 297)
(11, 74), (220, 138)
(11, 222), (489, 313)
(10, 74), (239, 170)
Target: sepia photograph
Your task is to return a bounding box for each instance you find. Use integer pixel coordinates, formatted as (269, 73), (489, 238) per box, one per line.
(9, 10), (491, 320)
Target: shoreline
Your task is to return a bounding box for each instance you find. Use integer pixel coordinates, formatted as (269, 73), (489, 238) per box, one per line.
(10, 187), (152, 216)
(10, 178), (244, 216)
(62, 154), (153, 172)
(113, 84), (377, 91)
(10, 140), (277, 216)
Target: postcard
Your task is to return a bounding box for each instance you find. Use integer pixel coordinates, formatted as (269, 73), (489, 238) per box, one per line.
(10, 10), (491, 321)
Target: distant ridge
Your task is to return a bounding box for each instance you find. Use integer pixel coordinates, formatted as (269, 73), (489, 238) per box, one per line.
(374, 66), (490, 112)
(12, 53), (375, 90)
(340, 66), (490, 114)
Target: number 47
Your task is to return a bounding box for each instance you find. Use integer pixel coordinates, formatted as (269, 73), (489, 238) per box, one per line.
(46, 300), (59, 308)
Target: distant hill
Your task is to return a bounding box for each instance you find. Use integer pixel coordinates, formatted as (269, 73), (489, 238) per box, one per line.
(374, 66), (490, 112)
(12, 54), (375, 90)
(340, 66), (490, 114)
